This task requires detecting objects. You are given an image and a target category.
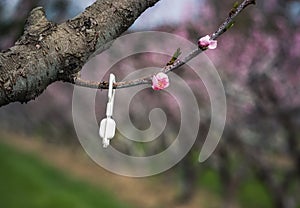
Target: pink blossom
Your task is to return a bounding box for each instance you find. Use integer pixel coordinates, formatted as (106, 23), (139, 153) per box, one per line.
(198, 35), (217, 49)
(152, 72), (170, 90)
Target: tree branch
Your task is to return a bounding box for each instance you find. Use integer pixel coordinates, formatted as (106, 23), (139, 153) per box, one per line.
(0, 0), (160, 106)
(74, 0), (256, 89)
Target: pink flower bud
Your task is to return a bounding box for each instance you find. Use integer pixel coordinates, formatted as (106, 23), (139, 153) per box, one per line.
(198, 35), (217, 49)
(152, 72), (170, 90)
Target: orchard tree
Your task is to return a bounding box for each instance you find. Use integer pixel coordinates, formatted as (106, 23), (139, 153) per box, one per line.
(3, 1), (300, 207)
(194, 1), (300, 207)
(0, 0), (254, 107)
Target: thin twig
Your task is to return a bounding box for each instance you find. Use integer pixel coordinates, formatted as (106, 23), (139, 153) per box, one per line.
(74, 0), (255, 89)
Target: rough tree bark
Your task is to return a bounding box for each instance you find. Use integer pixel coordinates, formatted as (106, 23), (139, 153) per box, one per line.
(0, 0), (159, 107)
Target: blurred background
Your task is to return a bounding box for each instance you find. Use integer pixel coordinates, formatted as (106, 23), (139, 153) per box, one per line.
(1, 0), (300, 207)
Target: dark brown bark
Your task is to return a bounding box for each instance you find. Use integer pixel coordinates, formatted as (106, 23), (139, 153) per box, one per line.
(0, 0), (159, 106)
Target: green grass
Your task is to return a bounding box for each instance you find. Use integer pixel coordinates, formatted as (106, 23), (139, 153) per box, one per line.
(0, 142), (132, 208)
(238, 178), (273, 208)
(198, 168), (223, 194)
(197, 167), (274, 208)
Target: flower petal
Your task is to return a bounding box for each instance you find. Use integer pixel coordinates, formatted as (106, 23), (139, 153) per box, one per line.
(152, 72), (170, 90)
(198, 35), (217, 49)
(208, 40), (217, 49)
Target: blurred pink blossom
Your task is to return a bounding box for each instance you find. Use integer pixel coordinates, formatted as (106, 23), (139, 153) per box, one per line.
(152, 72), (170, 90)
(290, 31), (300, 58)
(198, 35), (217, 49)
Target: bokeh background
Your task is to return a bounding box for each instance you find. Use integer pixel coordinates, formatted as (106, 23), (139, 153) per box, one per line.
(0, 0), (300, 207)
